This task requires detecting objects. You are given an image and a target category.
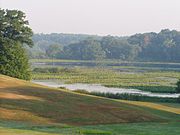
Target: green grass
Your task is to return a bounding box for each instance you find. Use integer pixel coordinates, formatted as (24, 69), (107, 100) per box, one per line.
(3, 74), (178, 125)
(1, 75), (180, 135)
(1, 121), (180, 135)
(78, 122), (180, 135)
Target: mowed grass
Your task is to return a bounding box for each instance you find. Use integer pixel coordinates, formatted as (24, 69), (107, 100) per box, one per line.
(0, 128), (60, 135)
(1, 74), (180, 135)
(118, 100), (180, 114)
(1, 121), (180, 135)
(0, 74), (163, 125)
(32, 67), (180, 93)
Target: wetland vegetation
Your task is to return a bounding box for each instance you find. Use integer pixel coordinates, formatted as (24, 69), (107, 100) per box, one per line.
(32, 65), (180, 94)
(32, 60), (180, 103)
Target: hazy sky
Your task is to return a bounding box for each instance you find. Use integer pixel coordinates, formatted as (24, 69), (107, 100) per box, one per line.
(1, 0), (180, 36)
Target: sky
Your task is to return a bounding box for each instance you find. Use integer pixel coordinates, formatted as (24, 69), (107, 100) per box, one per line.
(0, 0), (180, 36)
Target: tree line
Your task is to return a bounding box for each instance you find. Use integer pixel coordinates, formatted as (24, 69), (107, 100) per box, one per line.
(29, 29), (180, 62)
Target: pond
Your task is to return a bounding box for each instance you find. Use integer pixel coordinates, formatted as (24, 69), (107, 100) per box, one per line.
(32, 80), (180, 98)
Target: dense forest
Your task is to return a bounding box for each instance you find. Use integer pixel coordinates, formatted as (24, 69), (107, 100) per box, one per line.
(28, 29), (180, 62)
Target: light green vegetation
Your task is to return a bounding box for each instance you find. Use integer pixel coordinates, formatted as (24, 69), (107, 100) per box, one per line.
(32, 67), (180, 93)
(1, 121), (180, 135)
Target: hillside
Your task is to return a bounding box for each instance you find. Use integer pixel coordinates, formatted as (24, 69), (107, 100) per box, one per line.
(0, 75), (180, 126)
(1, 75), (180, 135)
(0, 75), (154, 125)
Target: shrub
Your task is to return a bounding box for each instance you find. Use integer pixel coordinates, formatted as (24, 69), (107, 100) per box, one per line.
(74, 90), (179, 103)
(0, 43), (31, 80)
(176, 79), (180, 93)
(33, 67), (77, 74)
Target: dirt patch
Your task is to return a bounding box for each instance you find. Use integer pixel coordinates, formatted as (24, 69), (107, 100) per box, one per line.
(0, 92), (43, 101)
(0, 108), (51, 124)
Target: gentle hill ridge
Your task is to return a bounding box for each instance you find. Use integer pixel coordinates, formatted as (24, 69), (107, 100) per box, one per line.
(0, 75), (179, 126)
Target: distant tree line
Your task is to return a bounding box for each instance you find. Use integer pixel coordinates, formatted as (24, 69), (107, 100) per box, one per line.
(128, 29), (180, 62)
(28, 29), (180, 62)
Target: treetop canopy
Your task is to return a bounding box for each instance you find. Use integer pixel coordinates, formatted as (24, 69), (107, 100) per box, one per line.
(0, 8), (33, 47)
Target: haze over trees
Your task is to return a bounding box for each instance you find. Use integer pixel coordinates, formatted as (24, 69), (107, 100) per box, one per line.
(29, 29), (180, 62)
(0, 9), (33, 80)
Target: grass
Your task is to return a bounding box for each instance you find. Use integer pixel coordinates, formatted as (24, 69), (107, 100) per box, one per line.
(32, 67), (180, 93)
(78, 122), (180, 135)
(118, 100), (180, 114)
(1, 74), (180, 134)
(160, 103), (180, 108)
(0, 128), (60, 135)
(1, 121), (180, 135)
(0, 74), (169, 125)
(2, 59), (180, 134)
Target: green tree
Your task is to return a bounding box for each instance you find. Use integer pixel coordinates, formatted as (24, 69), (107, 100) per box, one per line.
(101, 36), (140, 60)
(0, 9), (33, 80)
(81, 38), (106, 60)
(46, 44), (62, 58)
(60, 38), (105, 60)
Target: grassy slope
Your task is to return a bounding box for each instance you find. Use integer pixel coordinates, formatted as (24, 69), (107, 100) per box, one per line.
(0, 74), (180, 134)
(0, 75), (160, 125)
(119, 100), (180, 114)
